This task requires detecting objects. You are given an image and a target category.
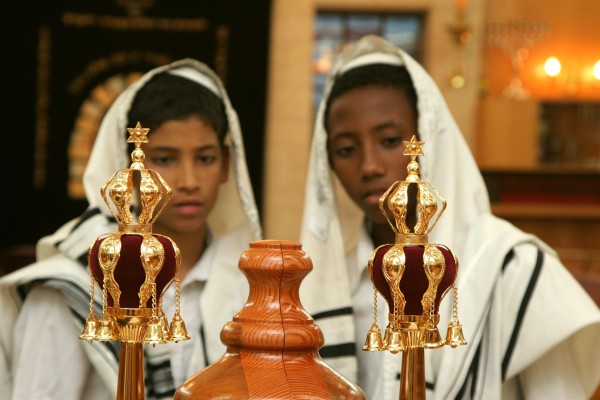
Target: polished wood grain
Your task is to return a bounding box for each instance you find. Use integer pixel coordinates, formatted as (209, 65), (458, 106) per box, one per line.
(175, 240), (365, 399)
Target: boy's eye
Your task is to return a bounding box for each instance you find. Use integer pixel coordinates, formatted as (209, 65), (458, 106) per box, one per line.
(335, 145), (356, 158)
(198, 154), (217, 164)
(150, 155), (174, 166)
(381, 136), (403, 148)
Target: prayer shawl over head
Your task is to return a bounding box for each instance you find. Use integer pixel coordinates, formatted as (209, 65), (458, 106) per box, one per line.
(0, 59), (261, 399)
(299, 35), (600, 399)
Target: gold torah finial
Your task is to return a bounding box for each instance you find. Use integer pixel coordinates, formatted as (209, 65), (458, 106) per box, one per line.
(81, 120), (189, 399)
(403, 135), (425, 159)
(82, 121), (187, 347)
(364, 135), (465, 357)
(127, 121), (150, 144)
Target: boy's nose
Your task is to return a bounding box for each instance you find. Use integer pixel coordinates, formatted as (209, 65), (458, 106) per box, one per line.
(361, 151), (385, 178)
(176, 162), (200, 191)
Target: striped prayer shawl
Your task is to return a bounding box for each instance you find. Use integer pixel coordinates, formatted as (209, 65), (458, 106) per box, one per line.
(310, 244), (546, 399)
(1, 59), (262, 400)
(0, 207), (197, 400)
(311, 244), (553, 400)
(449, 248), (544, 399)
(313, 306), (356, 359)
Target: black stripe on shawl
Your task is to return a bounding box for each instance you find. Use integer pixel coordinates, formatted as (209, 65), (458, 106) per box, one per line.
(501, 249), (515, 272)
(454, 339), (483, 400)
(77, 251), (89, 267)
(446, 244), (519, 400)
(64, 291), (120, 360)
(55, 208), (102, 249)
(16, 278), (120, 360)
(394, 373), (435, 390)
(310, 306), (355, 359)
(49, 278), (121, 360)
(56, 207), (117, 255)
(501, 248), (544, 381)
(16, 278), (91, 310)
(469, 341), (482, 398)
(145, 314), (211, 398)
(319, 342), (356, 358)
(200, 324), (209, 366)
(70, 208), (103, 232)
(312, 306), (353, 320)
(145, 358), (176, 398)
(51, 207), (110, 268)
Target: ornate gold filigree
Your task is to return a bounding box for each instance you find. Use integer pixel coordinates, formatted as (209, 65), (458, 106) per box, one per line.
(82, 122), (187, 350)
(139, 235), (165, 308)
(139, 170), (161, 224)
(421, 245), (446, 314)
(364, 135), (465, 357)
(382, 245), (407, 323)
(98, 233), (123, 308)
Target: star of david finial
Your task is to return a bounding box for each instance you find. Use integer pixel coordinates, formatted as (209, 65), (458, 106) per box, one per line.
(127, 122), (150, 145)
(403, 135), (424, 160)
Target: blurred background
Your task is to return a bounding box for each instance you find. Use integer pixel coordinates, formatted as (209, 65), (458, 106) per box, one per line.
(1, 0), (599, 311)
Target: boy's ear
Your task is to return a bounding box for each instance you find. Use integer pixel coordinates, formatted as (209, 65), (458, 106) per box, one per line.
(220, 145), (230, 183)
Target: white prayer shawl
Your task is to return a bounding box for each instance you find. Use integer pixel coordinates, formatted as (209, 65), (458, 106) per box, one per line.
(299, 35), (600, 399)
(0, 59), (261, 399)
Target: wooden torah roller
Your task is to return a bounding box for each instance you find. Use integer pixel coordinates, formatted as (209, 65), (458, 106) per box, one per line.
(175, 240), (365, 399)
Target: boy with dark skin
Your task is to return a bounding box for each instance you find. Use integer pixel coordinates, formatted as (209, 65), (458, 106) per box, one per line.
(325, 78), (419, 247)
(300, 36), (600, 399)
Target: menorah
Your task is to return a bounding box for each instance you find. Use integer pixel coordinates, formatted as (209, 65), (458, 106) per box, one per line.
(486, 19), (551, 100)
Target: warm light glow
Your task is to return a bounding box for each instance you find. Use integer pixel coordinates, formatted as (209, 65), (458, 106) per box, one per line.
(544, 57), (561, 77)
(594, 60), (600, 80)
(455, 0), (468, 11)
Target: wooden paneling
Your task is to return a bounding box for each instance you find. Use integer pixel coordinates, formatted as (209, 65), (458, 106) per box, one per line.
(477, 97), (539, 168)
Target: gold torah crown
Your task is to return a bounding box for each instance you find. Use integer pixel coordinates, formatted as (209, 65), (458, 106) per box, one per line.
(104, 122), (171, 233)
(80, 122), (190, 345)
(364, 135), (466, 353)
(378, 135), (446, 243)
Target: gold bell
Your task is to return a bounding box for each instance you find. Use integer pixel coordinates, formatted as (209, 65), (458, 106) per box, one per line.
(382, 324), (393, 349)
(80, 313), (98, 340)
(421, 324), (445, 349)
(363, 323), (384, 351)
(445, 322), (467, 348)
(159, 313), (170, 338)
(168, 316), (191, 343)
(95, 315), (119, 341)
(144, 316), (166, 345)
(386, 329), (405, 354)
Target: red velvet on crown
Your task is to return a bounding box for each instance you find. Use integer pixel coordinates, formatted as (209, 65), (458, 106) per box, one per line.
(371, 245), (457, 315)
(89, 234), (177, 308)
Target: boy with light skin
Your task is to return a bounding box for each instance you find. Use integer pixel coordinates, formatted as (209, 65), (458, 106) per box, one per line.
(1, 59), (261, 400)
(127, 72), (231, 279)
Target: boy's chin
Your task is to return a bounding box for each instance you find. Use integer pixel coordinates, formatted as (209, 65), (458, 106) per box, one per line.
(363, 209), (389, 226)
(154, 221), (207, 237)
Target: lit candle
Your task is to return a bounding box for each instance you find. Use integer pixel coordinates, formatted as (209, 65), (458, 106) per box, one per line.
(594, 60), (600, 81)
(544, 57), (561, 77)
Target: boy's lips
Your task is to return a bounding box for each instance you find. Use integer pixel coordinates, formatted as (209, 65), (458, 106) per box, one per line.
(173, 200), (203, 216)
(363, 189), (387, 206)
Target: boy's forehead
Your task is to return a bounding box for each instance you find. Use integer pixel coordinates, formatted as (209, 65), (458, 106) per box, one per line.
(145, 118), (221, 145)
(328, 86), (409, 118)
(325, 86), (417, 140)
